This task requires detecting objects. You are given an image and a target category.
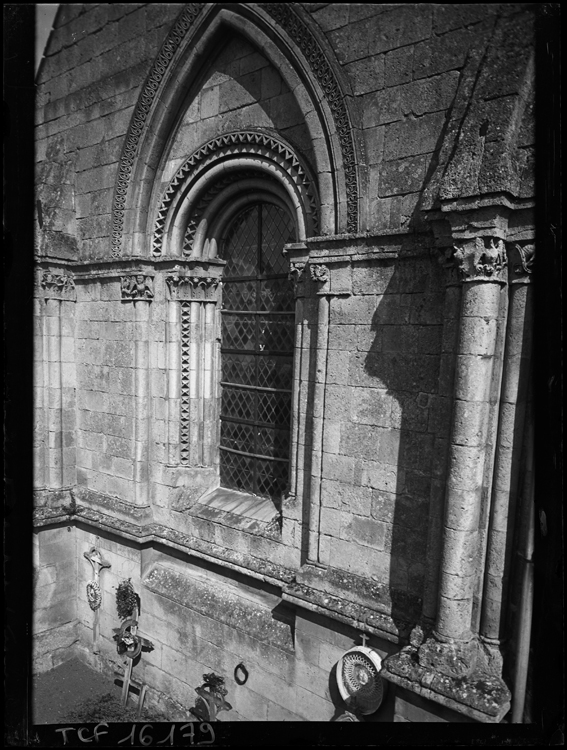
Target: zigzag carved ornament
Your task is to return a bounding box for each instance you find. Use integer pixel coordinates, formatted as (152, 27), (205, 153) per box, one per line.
(110, 3), (359, 257)
(152, 131), (320, 257)
(111, 3), (205, 258)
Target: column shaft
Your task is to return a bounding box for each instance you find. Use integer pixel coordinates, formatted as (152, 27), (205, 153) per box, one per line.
(133, 300), (150, 505)
(308, 293), (329, 563)
(480, 281), (533, 644)
(435, 281), (502, 642)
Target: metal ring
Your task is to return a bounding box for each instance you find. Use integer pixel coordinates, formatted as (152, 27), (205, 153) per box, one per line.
(234, 662), (248, 685)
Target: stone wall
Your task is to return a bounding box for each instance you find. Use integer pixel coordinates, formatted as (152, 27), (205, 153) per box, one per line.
(33, 525), (79, 673)
(70, 525), (397, 721)
(32, 3), (537, 725)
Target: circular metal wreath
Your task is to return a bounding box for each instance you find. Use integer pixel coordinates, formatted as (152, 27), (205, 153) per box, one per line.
(234, 662), (249, 686)
(86, 580), (102, 611)
(116, 618), (143, 660)
(336, 646), (385, 716)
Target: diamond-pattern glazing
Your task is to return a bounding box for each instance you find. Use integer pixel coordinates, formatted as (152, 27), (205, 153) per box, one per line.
(222, 315), (255, 350)
(222, 353), (256, 387)
(261, 204), (294, 275)
(258, 279), (295, 312)
(220, 449), (253, 492)
(258, 316), (295, 353)
(221, 421), (256, 454)
(222, 387), (255, 422)
(219, 202), (295, 500)
(223, 280), (256, 311)
(223, 205), (258, 277)
(257, 357), (293, 390)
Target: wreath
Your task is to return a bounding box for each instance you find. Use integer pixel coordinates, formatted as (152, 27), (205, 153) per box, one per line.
(86, 580), (102, 611)
(115, 578), (138, 620)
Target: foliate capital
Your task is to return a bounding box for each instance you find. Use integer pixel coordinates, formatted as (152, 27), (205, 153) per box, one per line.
(165, 271), (220, 301)
(441, 237), (508, 284)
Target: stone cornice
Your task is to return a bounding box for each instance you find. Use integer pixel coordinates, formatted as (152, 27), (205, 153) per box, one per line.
(33, 490), (417, 646)
(35, 257), (226, 282)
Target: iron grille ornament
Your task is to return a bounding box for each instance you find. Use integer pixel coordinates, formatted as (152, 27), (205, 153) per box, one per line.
(219, 203), (295, 500)
(336, 646), (386, 716)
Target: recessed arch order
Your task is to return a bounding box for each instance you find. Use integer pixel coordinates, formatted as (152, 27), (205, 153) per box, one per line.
(110, 2), (366, 258)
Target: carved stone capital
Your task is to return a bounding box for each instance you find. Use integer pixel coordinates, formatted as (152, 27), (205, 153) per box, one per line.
(309, 263), (329, 283)
(38, 271), (76, 300)
(120, 274), (154, 300)
(445, 237), (508, 284)
(165, 272), (220, 301)
(288, 262), (306, 297)
(508, 242), (534, 283)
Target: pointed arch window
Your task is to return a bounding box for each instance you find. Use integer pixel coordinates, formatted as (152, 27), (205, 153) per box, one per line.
(219, 202), (296, 500)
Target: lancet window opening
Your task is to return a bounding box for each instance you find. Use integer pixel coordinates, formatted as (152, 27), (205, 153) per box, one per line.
(218, 201), (296, 500)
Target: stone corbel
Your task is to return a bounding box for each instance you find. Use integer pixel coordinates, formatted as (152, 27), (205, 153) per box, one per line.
(120, 273), (154, 300)
(38, 270), (76, 300)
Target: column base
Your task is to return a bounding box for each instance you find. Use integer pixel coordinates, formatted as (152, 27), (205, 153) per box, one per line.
(381, 633), (511, 723)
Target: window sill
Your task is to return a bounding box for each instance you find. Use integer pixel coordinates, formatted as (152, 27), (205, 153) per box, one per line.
(189, 486), (281, 537)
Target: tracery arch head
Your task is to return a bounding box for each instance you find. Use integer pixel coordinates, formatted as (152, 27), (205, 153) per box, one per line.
(152, 131), (318, 259)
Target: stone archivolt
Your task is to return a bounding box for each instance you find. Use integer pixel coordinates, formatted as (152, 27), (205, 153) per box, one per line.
(152, 131), (319, 258)
(260, 2), (359, 233)
(112, 3), (361, 257)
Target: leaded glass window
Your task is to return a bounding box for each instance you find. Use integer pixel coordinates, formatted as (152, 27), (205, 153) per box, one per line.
(219, 202), (296, 500)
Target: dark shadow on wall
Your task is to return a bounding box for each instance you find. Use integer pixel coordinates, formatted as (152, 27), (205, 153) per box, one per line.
(357, 94), (460, 638)
(362, 233), (449, 639)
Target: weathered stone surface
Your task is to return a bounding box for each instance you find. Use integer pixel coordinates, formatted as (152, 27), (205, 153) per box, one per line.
(30, 1), (537, 724)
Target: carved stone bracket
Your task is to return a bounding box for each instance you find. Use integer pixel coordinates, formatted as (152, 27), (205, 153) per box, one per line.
(39, 271), (76, 300)
(120, 274), (154, 300)
(166, 272), (221, 301)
